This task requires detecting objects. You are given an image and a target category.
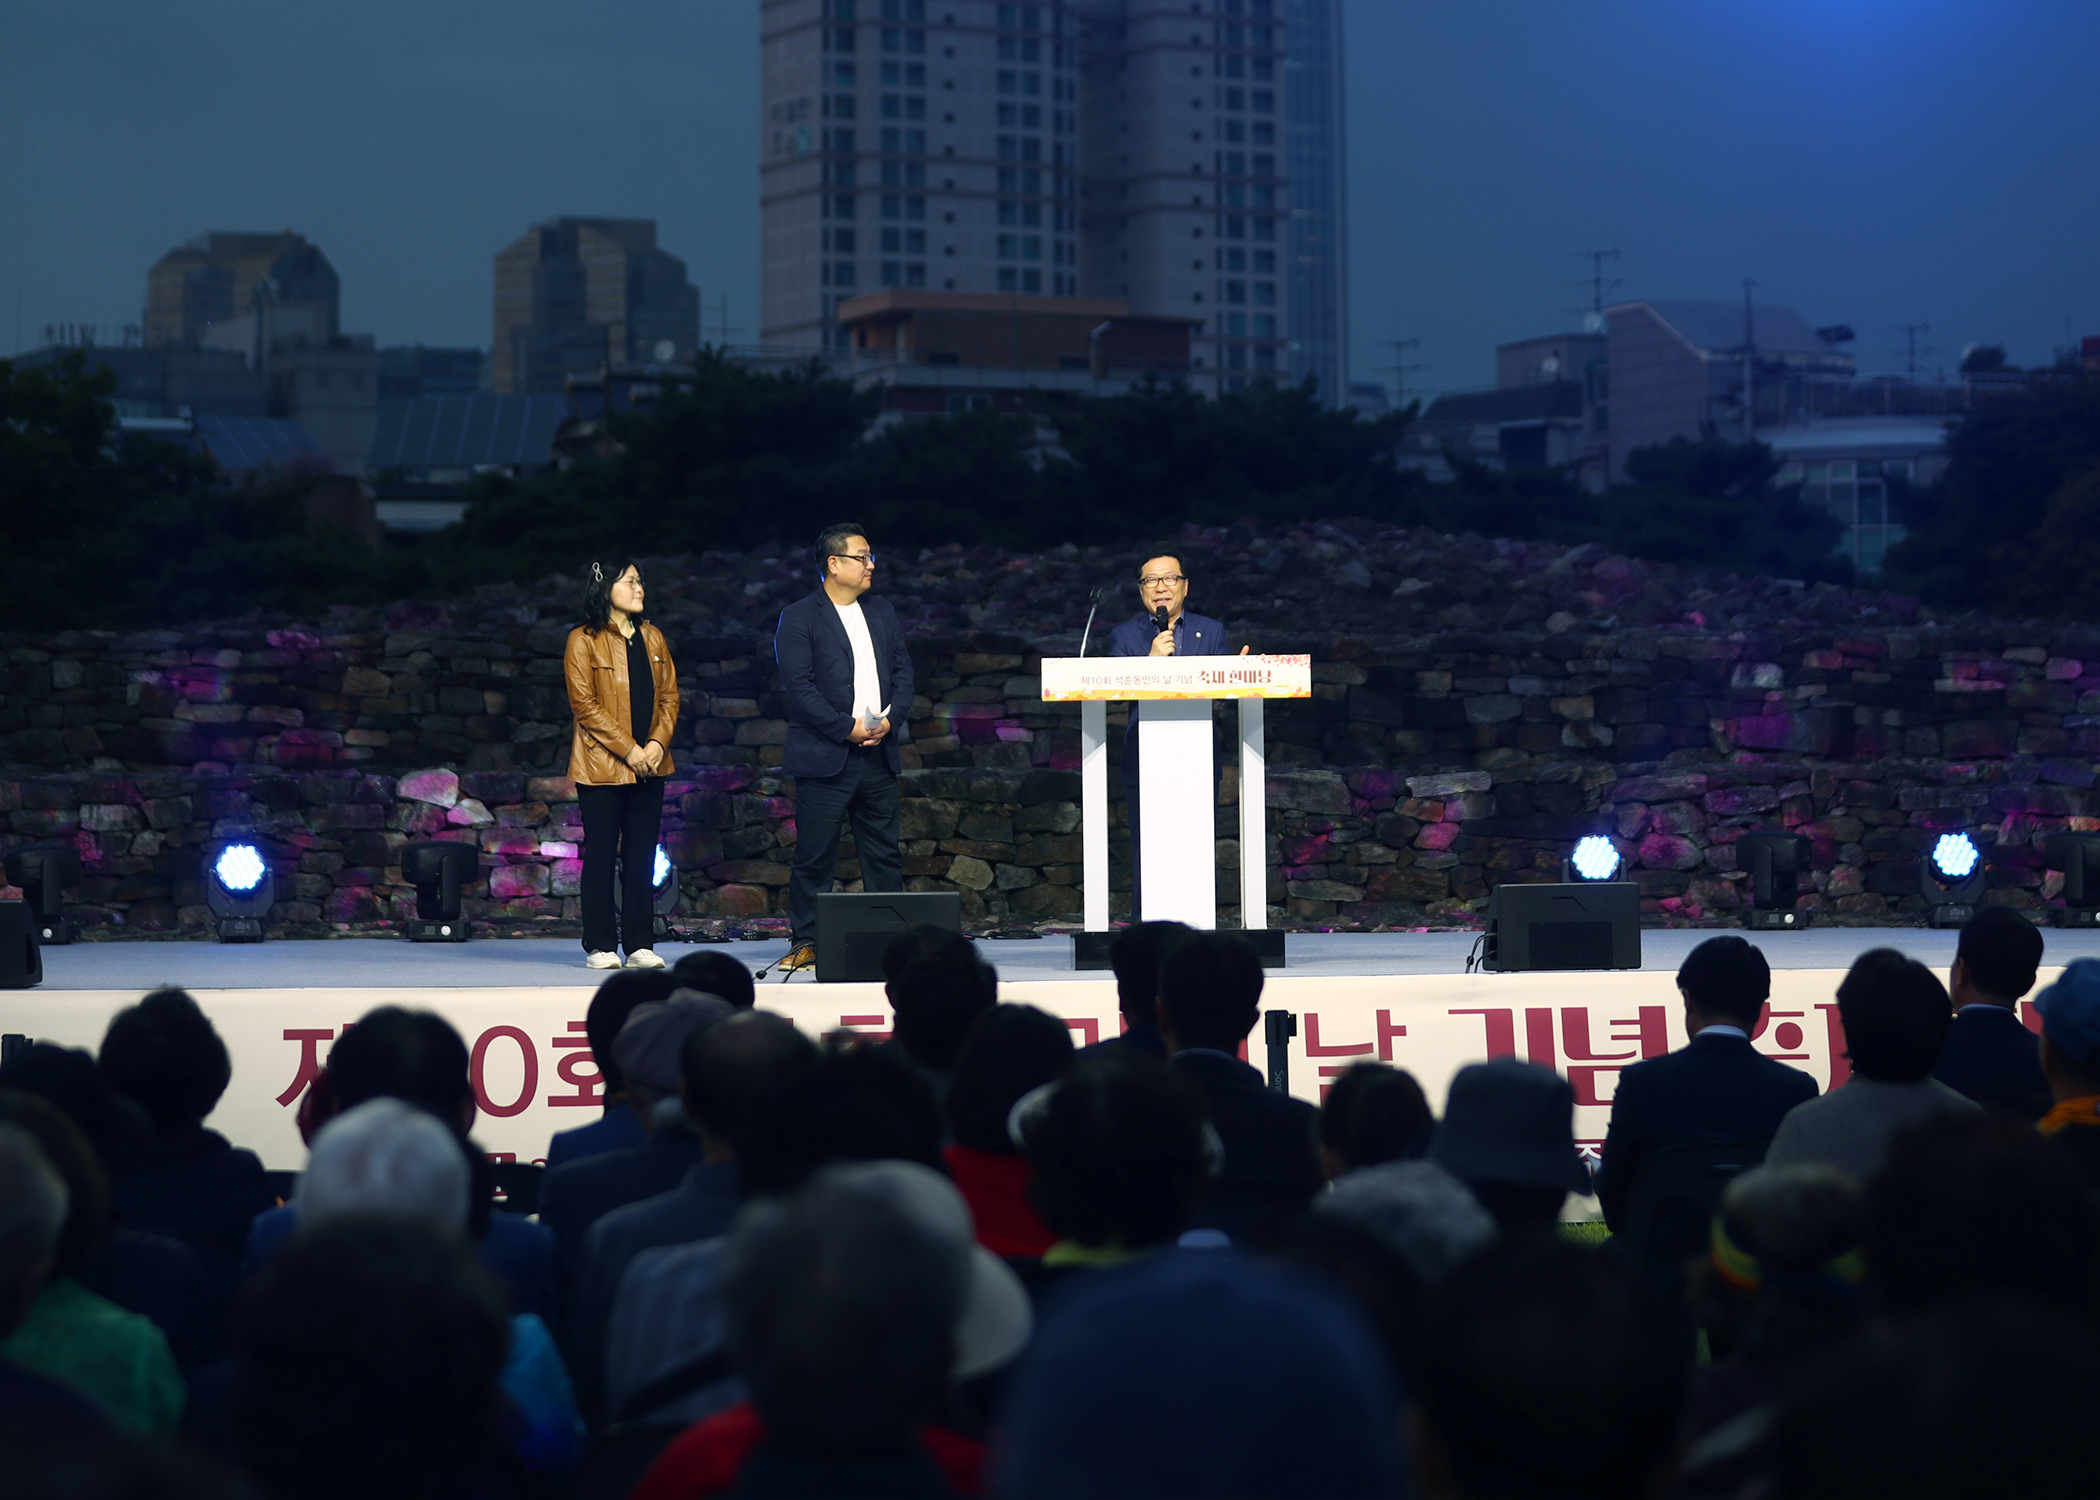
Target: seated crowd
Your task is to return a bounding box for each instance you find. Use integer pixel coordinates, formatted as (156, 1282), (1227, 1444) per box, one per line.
(5, 914), (2100, 1498)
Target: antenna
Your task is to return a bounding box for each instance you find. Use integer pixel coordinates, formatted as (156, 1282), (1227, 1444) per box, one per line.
(1572, 248), (1624, 325)
(1895, 321), (1932, 381)
(1741, 278), (1757, 439)
(1381, 338), (1426, 407)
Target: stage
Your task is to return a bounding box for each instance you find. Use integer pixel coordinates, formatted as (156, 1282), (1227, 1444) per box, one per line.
(6, 927), (2095, 1171)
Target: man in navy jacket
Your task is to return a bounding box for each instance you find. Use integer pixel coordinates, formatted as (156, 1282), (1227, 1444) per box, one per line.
(774, 522), (915, 972)
(1108, 551), (1234, 920)
(1932, 904), (2050, 1120)
(1595, 936), (1818, 1231)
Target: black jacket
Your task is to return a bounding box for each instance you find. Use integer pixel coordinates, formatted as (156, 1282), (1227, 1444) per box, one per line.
(1169, 1048), (1322, 1240)
(1932, 1004), (2052, 1122)
(111, 1125), (276, 1299)
(1595, 1031), (1819, 1232)
(774, 589), (915, 778)
(537, 1125), (705, 1283)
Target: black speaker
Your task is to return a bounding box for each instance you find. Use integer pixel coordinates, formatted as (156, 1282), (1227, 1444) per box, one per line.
(813, 892), (963, 982)
(1482, 882), (1642, 972)
(0, 901), (44, 989)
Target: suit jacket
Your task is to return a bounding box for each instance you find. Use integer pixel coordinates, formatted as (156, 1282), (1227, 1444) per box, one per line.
(544, 1100), (648, 1171)
(1595, 1031), (1820, 1232)
(110, 1126), (277, 1299)
(1169, 1048), (1323, 1240)
(245, 1203), (555, 1324)
(565, 622), (680, 785)
(1933, 1004), (2052, 1121)
(537, 1127), (706, 1282)
(774, 589), (915, 778)
(1765, 1076), (1979, 1182)
(1107, 611), (1229, 786)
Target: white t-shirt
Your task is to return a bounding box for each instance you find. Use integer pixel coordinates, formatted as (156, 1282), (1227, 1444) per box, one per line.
(833, 600), (888, 723)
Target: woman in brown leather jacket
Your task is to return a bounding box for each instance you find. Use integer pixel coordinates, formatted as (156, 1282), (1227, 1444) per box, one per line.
(565, 558), (679, 969)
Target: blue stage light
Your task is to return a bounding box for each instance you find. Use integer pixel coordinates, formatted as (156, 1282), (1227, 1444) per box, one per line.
(654, 843), (674, 889)
(1923, 831), (1985, 928)
(1570, 835), (1621, 882)
(1931, 832), (1979, 881)
(214, 843), (267, 892)
(206, 841), (274, 942)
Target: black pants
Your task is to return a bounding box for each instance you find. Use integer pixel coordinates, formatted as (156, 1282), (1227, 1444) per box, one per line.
(788, 750), (903, 944)
(578, 779), (665, 955)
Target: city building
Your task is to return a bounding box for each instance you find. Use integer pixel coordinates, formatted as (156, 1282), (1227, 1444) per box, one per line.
(490, 218), (700, 394)
(145, 231), (339, 350)
(756, 0), (1348, 399)
(9, 342), (266, 419)
(378, 346), (487, 399)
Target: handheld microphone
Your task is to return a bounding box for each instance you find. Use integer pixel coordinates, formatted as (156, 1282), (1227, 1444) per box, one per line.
(1079, 584), (1110, 657)
(1152, 604), (1171, 632)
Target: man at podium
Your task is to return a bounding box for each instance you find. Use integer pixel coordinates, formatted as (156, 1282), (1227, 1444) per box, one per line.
(1108, 553), (1232, 919)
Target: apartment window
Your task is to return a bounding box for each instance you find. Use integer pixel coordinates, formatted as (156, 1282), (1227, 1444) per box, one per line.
(1224, 247), (1245, 271)
(999, 267), (1019, 291)
(829, 228), (857, 252)
(1225, 150), (1245, 175)
(1253, 345), (1277, 371)
(1224, 87), (1244, 109)
(829, 193), (856, 218)
(1022, 104), (1041, 127)
(831, 61), (857, 86)
(1022, 137), (1040, 161)
(999, 136), (1018, 159)
(829, 127), (857, 152)
(1022, 235), (1041, 260)
(882, 194), (903, 218)
(906, 195), (926, 219)
(998, 233), (1019, 258)
(1225, 215), (1245, 239)
(1226, 312), (1247, 336)
(1252, 153), (1274, 177)
(827, 159), (857, 186)
(1022, 268), (1042, 292)
(1252, 89), (1274, 112)
(1225, 119), (1245, 143)
(1252, 249), (1274, 274)
(830, 94), (857, 119)
(1023, 71), (1041, 95)
(1226, 280), (1246, 304)
(998, 70), (1017, 93)
(906, 97), (924, 120)
(1253, 281), (1275, 305)
(999, 37), (1041, 60)
(1253, 313), (1275, 337)
(905, 228), (925, 252)
(828, 27), (857, 51)
(881, 260), (902, 283)
(1228, 344), (1247, 369)
(882, 94), (901, 118)
(906, 263), (927, 287)
(1251, 120), (1273, 145)
(1252, 216), (1274, 240)
(1224, 22), (1244, 46)
(827, 0), (856, 16)
(998, 103), (1018, 126)
(1225, 185), (1245, 209)
(1224, 55), (1244, 78)
(906, 128), (925, 152)
(880, 227), (899, 251)
(1253, 25), (1274, 47)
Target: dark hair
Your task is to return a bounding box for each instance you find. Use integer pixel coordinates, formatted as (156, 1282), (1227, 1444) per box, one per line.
(671, 950), (757, 1009)
(1157, 930), (1264, 1051)
(0, 1088), (108, 1279)
(814, 521), (868, 577)
(740, 1045), (946, 1197)
(1413, 1238), (1689, 1500)
(1762, 1301), (2100, 1500)
(1318, 1062), (1432, 1171)
(724, 1173), (961, 1456)
(1835, 948), (1951, 1082)
(945, 1004), (1075, 1155)
(232, 1216), (510, 1500)
(1136, 551), (1186, 578)
(1108, 920), (1190, 1027)
(99, 987), (232, 1131)
(328, 1007), (473, 1119)
(1676, 935), (1771, 1027)
(584, 969), (681, 1096)
(1956, 905), (2044, 1002)
(886, 931), (998, 1074)
(575, 556), (645, 635)
(0, 1042), (151, 1178)
(880, 922), (956, 985)
(680, 1011), (819, 1151)
(1866, 1113), (2100, 1319)
(1021, 1050), (1210, 1250)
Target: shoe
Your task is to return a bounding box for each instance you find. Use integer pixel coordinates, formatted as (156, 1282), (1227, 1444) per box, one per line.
(624, 949), (667, 970)
(585, 950), (622, 970)
(777, 943), (816, 974)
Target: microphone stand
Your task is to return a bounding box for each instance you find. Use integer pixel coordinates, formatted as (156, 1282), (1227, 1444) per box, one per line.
(1079, 584), (1108, 657)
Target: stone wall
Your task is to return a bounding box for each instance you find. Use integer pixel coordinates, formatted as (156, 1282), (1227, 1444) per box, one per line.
(6, 597), (2100, 935)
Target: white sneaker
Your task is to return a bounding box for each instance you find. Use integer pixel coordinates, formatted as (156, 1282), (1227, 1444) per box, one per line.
(624, 949), (666, 970)
(584, 950), (622, 970)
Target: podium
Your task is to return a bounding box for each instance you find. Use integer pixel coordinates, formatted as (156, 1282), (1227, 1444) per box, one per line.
(1040, 655), (1312, 937)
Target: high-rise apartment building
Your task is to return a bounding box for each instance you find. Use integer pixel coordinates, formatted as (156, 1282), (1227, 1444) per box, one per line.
(491, 218), (701, 394)
(757, 0), (1347, 398)
(145, 231), (339, 350)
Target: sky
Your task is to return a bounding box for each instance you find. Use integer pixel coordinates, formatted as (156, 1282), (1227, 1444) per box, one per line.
(3, 0), (2095, 395)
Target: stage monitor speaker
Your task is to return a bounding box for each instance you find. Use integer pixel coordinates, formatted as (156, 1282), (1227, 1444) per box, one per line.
(1482, 882), (1641, 972)
(814, 892), (963, 983)
(0, 901), (44, 989)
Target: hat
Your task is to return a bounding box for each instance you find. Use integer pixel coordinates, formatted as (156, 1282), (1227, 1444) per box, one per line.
(1317, 1159), (1499, 1284)
(1433, 1059), (1592, 1197)
(2035, 958), (2100, 1068)
(819, 1160), (1032, 1380)
(613, 992), (734, 1097)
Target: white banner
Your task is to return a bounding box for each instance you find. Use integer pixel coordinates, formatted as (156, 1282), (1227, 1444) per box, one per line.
(1040, 653), (1312, 701)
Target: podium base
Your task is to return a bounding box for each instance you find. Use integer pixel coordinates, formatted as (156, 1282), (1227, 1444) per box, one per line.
(1073, 929), (1285, 971)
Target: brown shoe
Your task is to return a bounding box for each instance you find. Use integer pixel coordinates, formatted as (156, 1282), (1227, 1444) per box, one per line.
(777, 942), (817, 974)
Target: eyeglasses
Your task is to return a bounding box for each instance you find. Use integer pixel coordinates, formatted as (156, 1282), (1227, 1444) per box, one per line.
(832, 552), (877, 566)
(1139, 574), (1186, 587)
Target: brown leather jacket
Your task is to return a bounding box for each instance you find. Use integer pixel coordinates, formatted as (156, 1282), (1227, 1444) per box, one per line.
(565, 622), (679, 785)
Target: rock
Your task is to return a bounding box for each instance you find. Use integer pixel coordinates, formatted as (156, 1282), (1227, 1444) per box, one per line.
(1405, 772), (1491, 797)
(398, 768), (462, 808)
(446, 798), (495, 827)
(947, 855), (995, 891)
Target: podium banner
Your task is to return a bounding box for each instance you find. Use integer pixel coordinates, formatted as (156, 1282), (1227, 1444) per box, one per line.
(1040, 653), (1311, 701)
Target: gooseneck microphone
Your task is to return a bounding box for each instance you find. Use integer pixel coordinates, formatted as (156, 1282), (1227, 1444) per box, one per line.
(1079, 584), (1110, 657)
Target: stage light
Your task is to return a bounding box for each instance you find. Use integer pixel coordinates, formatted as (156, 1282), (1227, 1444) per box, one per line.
(2044, 832), (2100, 929)
(1738, 831), (1813, 931)
(1569, 835), (1621, 882)
(3, 843), (82, 945)
(206, 841), (274, 942)
(1923, 831), (1985, 929)
(615, 843), (682, 942)
(401, 840), (479, 942)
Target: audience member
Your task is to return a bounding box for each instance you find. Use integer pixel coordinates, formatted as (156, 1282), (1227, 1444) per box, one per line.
(1595, 936), (1817, 1230)
(883, 929), (999, 1100)
(97, 988), (277, 1294)
(1674, 1165), (1865, 1498)
(0, 1121), (113, 1445)
(1316, 1158), (1497, 1287)
(1156, 930), (1321, 1238)
(637, 1162), (1030, 1500)
(246, 1007), (555, 1323)
(1432, 1060), (1592, 1234)
(942, 1004), (1074, 1259)
(231, 1217), (513, 1500)
(1318, 1061), (1433, 1179)
(1864, 1112), (2100, 1319)
(1760, 1301), (2100, 1500)
(547, 969), (683, 1170)
(995, 1248), (1409, 1500)
(736, 1043), (947, 1197)
(0, 1089), (183, 1433)
(1766, 949), (1978, 1179)
(1087, 919), (1191, 1059)
(2031, 956), (2100, 1185)
(571, 1011), (815, 1428)
(539, 993), (733, 1279)
(1931, 905), (2050, 1119)
(1410, 1237), (1687, 1500)
(670, 949), (758, 1010)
